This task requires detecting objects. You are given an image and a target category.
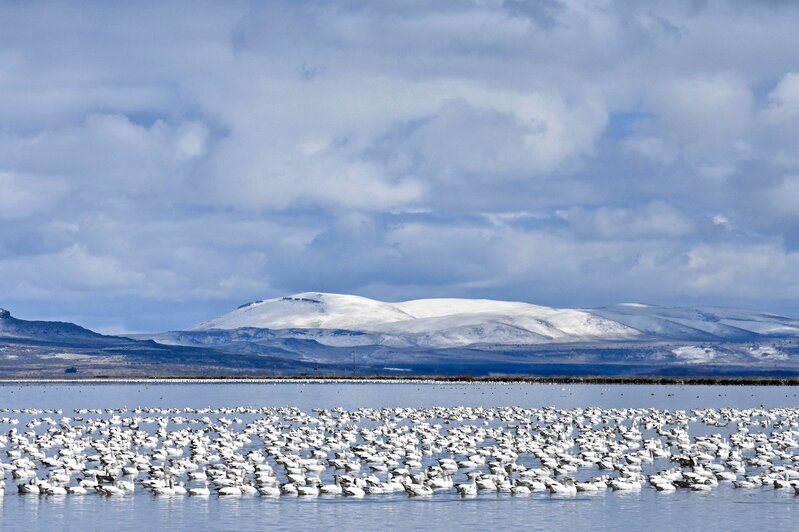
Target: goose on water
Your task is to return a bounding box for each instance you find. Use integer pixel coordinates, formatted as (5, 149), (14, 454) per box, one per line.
(3, 404), (799, 503)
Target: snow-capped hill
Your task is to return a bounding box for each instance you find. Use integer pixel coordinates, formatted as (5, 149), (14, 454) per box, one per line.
(190, 293), (415, 331)
(592, 304), (799, 340)
(188, 293), (799, 349)
(190, 293), (640, 347)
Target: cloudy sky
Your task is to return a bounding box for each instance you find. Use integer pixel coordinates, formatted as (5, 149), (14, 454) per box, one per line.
(2, 1), (799, 332)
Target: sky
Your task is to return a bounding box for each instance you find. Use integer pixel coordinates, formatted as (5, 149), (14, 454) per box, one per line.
(2, 0), (799, 333)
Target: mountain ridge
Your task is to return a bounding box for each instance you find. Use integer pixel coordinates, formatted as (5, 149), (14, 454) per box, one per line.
(187, 292), (799, 348)
(3, 295), (799, 378)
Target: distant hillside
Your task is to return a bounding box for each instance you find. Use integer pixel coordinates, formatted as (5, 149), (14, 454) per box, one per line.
(3, 295), (799, 378)
(0, 307), (114, 345)
(0, 308), (319, 378)
(187, 293), (799, 347)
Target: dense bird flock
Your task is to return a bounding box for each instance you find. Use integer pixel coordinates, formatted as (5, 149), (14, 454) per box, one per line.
(2, 405), (799, 498)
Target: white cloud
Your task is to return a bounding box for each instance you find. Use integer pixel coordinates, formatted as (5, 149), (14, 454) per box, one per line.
(0, 172), (69, 219)
(173, 121), (209, 161)
(0, 114), (210, 198)
(1, 1), (799, 329)
(563, 203), (694, 240)
(364, 96), (606, 183)
(647, 74), (753, 172)
(764, 175), (799, 219)
(516, 93), (607, 173)
(0, 244), (144, 294)
(685, 242), (799, 298)
(762, 72), (799, 126)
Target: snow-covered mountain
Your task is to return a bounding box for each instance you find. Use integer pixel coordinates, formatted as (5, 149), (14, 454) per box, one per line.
(187, 293), (799, 348)
(189, 293), (639, 348)
(3, 298), (799, 378)
(591, 303), (799, 339)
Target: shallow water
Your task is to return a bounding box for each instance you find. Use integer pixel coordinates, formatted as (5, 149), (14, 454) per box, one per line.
(3, 381), (799, 411)
(1, 382), (798, 531)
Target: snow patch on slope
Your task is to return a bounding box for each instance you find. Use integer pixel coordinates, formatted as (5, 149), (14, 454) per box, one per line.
(748, 345), (789, 361)
(672, 346), (719, 363)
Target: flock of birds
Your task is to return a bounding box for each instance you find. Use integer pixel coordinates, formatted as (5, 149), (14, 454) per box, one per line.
(2, 404), (799, 499)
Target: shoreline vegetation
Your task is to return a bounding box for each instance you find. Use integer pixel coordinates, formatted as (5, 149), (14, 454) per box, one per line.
(0, 375), (798, 385)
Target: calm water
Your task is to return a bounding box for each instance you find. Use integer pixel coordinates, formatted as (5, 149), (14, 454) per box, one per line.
(1, 382), (798, 531)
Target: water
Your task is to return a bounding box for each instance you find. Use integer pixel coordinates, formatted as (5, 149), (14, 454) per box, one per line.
(1, 382), (798, 531)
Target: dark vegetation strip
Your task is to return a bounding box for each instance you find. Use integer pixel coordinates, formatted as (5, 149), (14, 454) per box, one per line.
(1, 374), (799, 385)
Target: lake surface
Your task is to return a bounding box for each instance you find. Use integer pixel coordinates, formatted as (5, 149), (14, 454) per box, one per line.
(1, 382), (798, 531)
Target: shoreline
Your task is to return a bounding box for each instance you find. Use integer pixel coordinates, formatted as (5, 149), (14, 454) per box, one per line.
(1, 375), (798, 385)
